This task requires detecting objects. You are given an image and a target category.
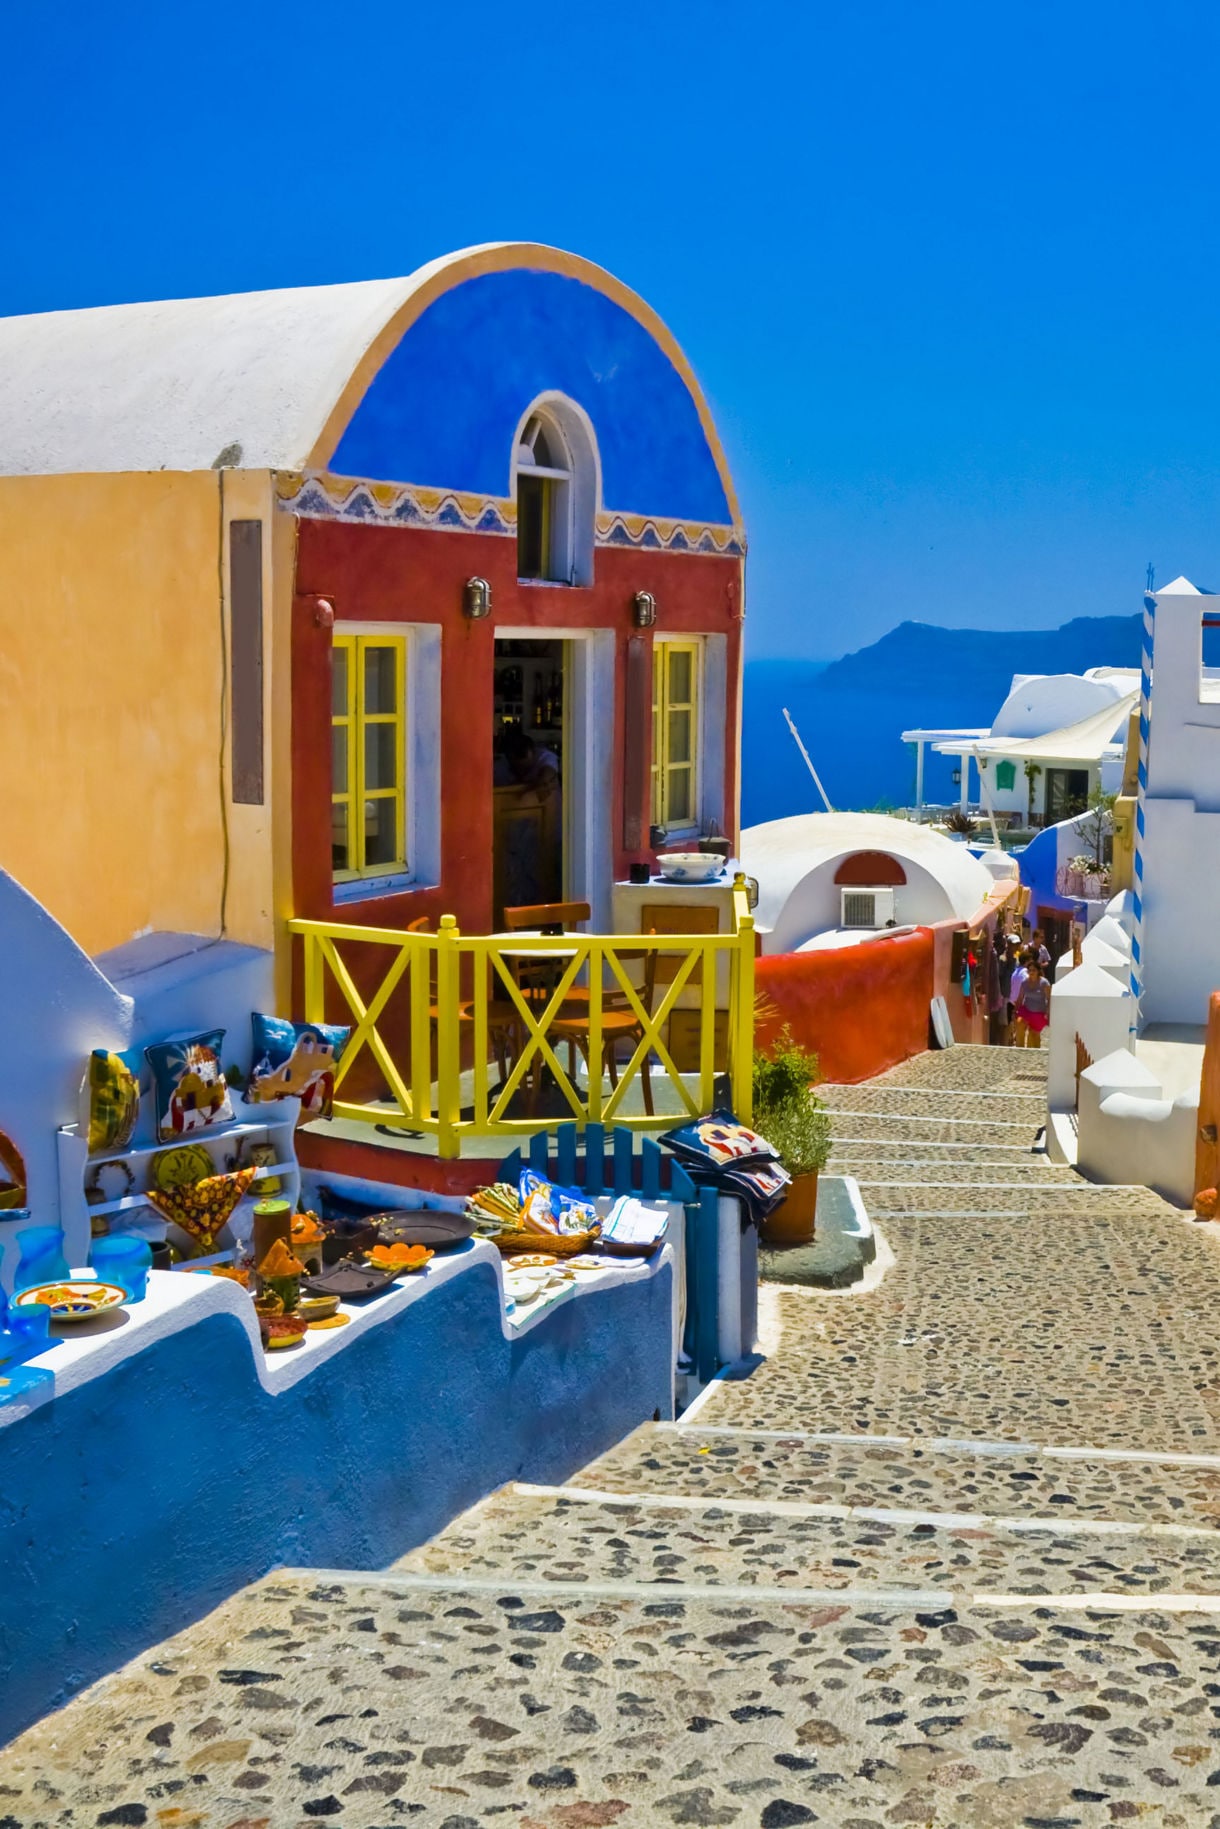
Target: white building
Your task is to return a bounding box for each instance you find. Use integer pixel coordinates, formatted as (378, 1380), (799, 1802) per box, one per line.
(1132, 576), (1220, 1024)
(1044, 577), (1220, 1205)
(904, 668), (1138, 821)
(741, 811), (1005, 955)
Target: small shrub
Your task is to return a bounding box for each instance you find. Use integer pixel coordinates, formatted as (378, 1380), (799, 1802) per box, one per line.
(752, 1027), (832, 1178)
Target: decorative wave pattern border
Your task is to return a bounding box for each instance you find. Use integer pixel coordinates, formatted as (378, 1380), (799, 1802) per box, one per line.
(276, 472), (743, 557)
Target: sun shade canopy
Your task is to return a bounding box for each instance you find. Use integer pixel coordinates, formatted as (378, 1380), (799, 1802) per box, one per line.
(932, 690), (1138, 765)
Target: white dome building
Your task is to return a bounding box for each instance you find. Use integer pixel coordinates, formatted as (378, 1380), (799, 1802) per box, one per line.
(741, 811), (1006, 956)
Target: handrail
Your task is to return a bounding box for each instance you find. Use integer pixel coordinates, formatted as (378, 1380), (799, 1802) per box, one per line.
(288, 873), (755, 1157)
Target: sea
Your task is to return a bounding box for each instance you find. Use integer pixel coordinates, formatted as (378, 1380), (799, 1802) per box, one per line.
(741, 658), (988, 827)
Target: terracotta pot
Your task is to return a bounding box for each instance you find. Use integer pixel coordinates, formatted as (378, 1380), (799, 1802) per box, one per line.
(761, 1170), (819, 1247)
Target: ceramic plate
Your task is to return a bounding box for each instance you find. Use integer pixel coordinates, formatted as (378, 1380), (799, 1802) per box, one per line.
(14, 1280), (126, 1322)
(150, 1143), (214, 1191)
(302, 1259), (400, 1300)
(372, 1210), (477, 1249)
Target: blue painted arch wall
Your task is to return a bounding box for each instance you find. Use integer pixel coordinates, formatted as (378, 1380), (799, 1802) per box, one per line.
(329, 269), (733, 525)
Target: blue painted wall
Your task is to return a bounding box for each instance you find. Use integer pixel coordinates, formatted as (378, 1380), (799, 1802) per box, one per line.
(0, 1255), (672, 1745)
(330, 270), (732, 524)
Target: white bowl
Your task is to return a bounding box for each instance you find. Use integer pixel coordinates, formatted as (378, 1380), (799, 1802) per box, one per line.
(657, 852), (725, 884)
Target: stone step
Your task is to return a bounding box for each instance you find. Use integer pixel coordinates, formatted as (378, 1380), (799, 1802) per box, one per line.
(856, 1180), (1166, 1216)
(828, 1137), (1045, 1165)
(819, 1090), (1038, 1133)
(865, 1044), (1050, 1093)
(576, 1423), (1220, 1528)
(825, 1112), (1043, 1147)
(701, 1203), (1220, 1450)
(8, 1567), (1220, 1824)
(831, 1158), (1080, 1187)
(395, 1483), (1220, 1599)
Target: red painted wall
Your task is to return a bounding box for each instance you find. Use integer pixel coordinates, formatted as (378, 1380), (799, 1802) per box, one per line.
(292, 517), (743, 937)
(754, 929), (935, 1085)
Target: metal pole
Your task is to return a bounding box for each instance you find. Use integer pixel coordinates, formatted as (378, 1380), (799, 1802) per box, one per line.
(971, 748), (1002, 849)
(781, 707), (834, 813)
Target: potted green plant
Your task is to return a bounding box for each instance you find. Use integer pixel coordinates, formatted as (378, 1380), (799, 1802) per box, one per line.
(753, 1028), (832, 1246)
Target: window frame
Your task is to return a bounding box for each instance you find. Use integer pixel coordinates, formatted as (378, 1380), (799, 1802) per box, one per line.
(651, 638), (703, 836)
(515, 412), (572, 584)
(331, 631), (408, 884)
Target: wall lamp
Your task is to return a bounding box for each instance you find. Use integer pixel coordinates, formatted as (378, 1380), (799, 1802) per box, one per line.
(632, 590), (657, 628)
(464, 577), (493, 620)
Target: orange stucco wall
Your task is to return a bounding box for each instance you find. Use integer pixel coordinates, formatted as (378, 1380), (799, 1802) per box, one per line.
(754, 928), (935, 1085)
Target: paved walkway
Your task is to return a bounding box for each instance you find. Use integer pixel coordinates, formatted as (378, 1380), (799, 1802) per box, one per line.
(10, 1046), (1220, 1827)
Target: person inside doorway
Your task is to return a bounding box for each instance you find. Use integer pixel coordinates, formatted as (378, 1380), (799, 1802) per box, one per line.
(1014, 960), (1051, 1048)
(1031, 927), (1052, 971)
(495, 729), (560, 804)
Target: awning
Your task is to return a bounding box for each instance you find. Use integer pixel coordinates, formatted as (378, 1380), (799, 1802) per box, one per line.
(932, 690), (1137, 766)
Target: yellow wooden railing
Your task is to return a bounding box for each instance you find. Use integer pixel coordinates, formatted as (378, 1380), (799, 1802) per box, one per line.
(288, 877), (755, 1157)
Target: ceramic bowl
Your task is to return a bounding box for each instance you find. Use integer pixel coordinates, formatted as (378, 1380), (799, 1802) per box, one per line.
(657, 852), (725, 884)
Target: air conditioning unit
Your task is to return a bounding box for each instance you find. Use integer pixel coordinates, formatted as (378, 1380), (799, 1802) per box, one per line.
(841, 887), (896, 929)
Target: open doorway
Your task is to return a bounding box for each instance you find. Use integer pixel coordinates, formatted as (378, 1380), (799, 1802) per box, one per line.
(493, 638), (567, 920)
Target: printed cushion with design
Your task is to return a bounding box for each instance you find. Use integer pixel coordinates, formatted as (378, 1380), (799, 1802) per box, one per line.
(247, 1014), (351, 1122)
(660, 1109), (780, 1172)
(145, 1030), (234, 1145)
(84, 1047), (142, 1155)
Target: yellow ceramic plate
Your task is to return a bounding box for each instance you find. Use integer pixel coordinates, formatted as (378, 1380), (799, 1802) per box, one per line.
(14, 1280), (126, 1322)
(150, 1143), (214, 1191)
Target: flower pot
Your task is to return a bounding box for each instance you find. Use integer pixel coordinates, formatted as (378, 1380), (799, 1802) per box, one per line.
(761, 1171), (818, 1247)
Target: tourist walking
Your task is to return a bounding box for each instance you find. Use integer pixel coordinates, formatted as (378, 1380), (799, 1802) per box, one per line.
(1014, 959), (1051, 1047)
(1006, 944), (1029, 1045)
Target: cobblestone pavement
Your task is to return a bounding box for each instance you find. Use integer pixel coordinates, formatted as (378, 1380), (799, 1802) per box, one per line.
(11, 1046), (1220, 1826)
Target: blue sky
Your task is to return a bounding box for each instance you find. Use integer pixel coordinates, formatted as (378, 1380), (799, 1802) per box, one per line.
(7, 1), (1220, 657)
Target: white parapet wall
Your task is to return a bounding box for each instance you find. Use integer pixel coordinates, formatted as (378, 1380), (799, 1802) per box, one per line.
(1047, 962), (1135, 1114)
(1076, 1049), (1196, 1207)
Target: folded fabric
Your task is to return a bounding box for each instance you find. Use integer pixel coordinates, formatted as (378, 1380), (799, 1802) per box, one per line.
(601, 1196), (668, 1248)
(716, 1160), (792, 1227)
(660, 1110), (779, 1172)
(146, 1167), (257, 1254)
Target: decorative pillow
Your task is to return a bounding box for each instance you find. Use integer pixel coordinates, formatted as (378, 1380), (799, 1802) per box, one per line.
(660, 1109), (780, 1171)
(145, 1031), (234, 1144)
(84, 1048), (141, 1155)
(247, 1014), (351, 1121)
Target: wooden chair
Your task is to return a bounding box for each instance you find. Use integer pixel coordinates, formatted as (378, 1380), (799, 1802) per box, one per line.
(548, 946), (659, 1116)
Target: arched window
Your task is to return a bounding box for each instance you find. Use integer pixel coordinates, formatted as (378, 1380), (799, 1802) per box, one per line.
(515, 412), (571, 583)
(513, 396), (598, 586)
(833, 851), (907, 886)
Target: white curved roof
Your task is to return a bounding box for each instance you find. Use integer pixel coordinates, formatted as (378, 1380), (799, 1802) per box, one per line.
(741, 811), (998, 935)
(990, 670), (1139, 739)
(0, 260), (462, 477)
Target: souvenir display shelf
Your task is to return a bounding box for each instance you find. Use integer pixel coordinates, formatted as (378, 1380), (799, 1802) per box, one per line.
(55, 1098), (302, 1270)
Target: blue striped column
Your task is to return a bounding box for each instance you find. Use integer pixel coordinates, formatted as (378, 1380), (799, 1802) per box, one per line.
(1129, 591), (1156, 1013)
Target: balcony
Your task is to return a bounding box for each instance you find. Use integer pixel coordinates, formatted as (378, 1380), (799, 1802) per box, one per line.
(288, 877), (756, 1158)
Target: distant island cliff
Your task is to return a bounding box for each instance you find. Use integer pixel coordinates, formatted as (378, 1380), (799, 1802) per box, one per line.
(742, 613), (1143, 825)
